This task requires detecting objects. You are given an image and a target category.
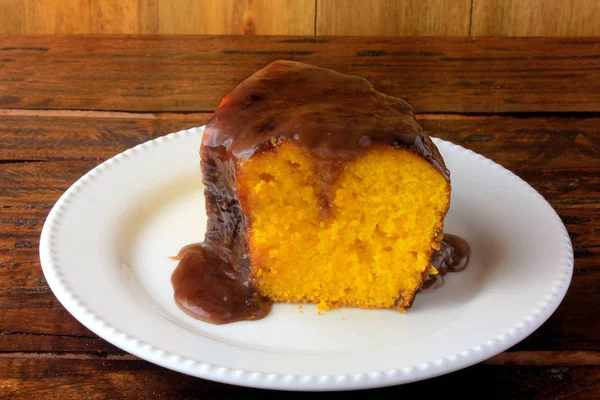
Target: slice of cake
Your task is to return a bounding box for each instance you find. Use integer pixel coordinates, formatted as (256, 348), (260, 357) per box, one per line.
(172, 60), (452, 324)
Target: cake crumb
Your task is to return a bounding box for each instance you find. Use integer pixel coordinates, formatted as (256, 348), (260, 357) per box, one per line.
(298, 305), (303, 314)
(341, 317), (345, 320)
(317, 300), (329, 312)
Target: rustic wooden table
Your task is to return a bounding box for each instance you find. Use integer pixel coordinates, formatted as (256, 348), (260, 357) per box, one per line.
(0, 35), (599, 399)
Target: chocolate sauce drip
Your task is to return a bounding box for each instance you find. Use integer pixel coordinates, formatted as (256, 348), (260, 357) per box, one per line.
(171, 60), (467, 324)
(420, 234), (471, 292)
(171, 243), (272, 324)
(171, 145), (273, 324)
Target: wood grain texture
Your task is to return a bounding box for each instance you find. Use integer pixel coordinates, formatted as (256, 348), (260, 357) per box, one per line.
(0, 110), (211, 161)
(472, 0), (600, 36)
(2, 36), (600, 113)
(22, 0), (92, 35)
(0, 161), (99, 206)
(0, 358), (599, 399)
(0, 0), (316, 35)
(0, 0), (24, 35)
(317, 0), (471, 36)
(24, 0), (161, 35)
(158, 0), (316, 35)
(138, 0), (159, 35)
(89, 0), (144, 34)
(4, 0), (156, 35)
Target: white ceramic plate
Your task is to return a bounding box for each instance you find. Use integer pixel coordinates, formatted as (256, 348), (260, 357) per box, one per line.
(40, 126), (573, 391)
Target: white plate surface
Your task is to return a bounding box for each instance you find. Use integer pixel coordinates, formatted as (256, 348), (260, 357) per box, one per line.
(40, 126), (573, 391)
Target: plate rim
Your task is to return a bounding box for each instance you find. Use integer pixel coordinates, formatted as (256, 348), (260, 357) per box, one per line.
(39, 126), (574, 391)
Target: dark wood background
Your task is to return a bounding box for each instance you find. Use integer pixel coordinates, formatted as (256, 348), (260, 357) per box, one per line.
(0, 36), (599, 399)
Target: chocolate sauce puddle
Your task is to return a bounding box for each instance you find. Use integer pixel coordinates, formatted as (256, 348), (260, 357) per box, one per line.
(171, 243), (272, 324)
(420, 234), (471, 292)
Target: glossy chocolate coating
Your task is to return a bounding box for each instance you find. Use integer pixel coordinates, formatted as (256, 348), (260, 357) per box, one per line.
(203, 60), (449, 180)
(420, 234), (471, 292)
(171, 60), (466, 324)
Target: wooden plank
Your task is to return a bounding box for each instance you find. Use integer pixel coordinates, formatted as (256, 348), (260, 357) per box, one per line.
(19, 0), (158, 35)
(0, 0), (25, 35)
(138, 0), (159, 35)
(316, 0), (471, 36)
(22, 0), (92, 35)
(13, 0), (136, 34)
(0, 0), (315, 35)
(517, 169), (600, 210)
(0, 358), (598, 399)
(157, 0), (316, 35)
(1, 36), (600, 113)
(156, 0), (201, 34)
(21, 0), (56, 35)
(1, 112), (598, 168)
(472, 0), (600, 36)
(0, 161), (99, 206)
(89, 0), (146, 34)
(486, 351), (600, 366)
(0, 110), (211, 161)
(0, 0), (24, 35)
(1, 307), (121, 353)
(419, 115), (600, 172)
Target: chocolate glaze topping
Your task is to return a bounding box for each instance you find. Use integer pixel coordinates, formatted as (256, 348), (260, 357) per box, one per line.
(171, 60), (468, 324)
(203, 60), (449, 180)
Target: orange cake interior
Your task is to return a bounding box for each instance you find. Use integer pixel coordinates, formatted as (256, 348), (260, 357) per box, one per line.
(238, 142), (450, 310)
